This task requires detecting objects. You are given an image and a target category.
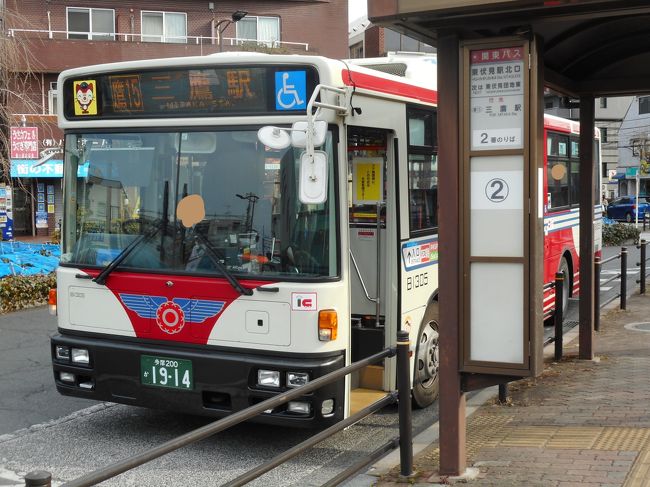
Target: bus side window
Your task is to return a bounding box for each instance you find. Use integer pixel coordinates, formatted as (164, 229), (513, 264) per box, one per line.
(407, 107), (437, 234)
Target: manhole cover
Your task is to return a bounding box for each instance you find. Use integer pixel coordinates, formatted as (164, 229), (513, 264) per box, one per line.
(624, 322), (650, 332)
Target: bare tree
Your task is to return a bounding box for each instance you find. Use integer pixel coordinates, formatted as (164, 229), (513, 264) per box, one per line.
(0, 7), (57, 192)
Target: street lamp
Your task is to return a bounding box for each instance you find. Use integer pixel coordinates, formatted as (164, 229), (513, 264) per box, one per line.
(216, 10), (247, 52)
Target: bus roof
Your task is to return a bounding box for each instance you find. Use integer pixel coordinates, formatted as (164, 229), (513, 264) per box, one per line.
(58, 52), (439, 108)
(544, 113), (601, 139)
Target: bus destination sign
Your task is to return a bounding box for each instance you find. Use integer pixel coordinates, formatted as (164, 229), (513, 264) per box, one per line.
(63, 65), (318, 119)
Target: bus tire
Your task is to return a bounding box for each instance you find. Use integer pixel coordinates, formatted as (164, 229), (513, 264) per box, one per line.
(559, 257), (570, 315)
(412, 303), (440, 409)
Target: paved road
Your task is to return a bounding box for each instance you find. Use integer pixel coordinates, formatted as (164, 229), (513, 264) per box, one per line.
(1, 239), (646, 485)
(0, 307), (94, 435)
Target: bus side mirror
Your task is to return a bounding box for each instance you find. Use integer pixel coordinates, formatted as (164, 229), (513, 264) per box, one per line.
(299, 151), (328, 204)
(291, 121), (327, 148)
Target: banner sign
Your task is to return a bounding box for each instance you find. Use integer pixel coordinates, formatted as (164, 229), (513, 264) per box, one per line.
(10, 127), (39, 159)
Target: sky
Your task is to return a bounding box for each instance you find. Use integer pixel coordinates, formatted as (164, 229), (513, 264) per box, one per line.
(349, 0), (368, 22)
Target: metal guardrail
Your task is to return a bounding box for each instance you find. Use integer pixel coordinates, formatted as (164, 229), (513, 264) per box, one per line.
(26, 332), (414, 487)
(6, 28), (309, 51)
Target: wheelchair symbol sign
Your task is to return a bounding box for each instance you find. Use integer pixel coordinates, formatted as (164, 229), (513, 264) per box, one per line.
(275, 71), (306, 111)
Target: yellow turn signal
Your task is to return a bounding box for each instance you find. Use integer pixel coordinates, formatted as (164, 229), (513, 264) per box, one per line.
(318, 310), (338, 341)
(48, 288), (57, 316)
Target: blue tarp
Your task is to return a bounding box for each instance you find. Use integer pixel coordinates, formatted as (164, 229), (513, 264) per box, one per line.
(0, 242), (60, 277)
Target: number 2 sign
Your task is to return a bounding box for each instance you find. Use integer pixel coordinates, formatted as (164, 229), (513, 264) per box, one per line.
(470, 163), (522, 211)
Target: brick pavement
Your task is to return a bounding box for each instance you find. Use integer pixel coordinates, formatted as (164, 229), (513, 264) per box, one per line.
(374, 293), (650, 486)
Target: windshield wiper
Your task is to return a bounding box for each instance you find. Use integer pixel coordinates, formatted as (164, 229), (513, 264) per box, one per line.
(93, 222), (162, 285)
(193, 231), (254, 296)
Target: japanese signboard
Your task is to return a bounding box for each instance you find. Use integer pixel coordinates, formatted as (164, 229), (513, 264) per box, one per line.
(352, 158), (384, 205)
(10, 127), (39, 159)
(10, 160), (89, 178)
(470, 47), (525, 150)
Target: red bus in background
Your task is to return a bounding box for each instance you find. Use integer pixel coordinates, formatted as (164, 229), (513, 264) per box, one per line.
(542, 114), (602, 318)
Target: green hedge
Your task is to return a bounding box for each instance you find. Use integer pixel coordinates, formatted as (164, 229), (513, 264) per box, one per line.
(602, 222), (640, 246)
(0, 273), (57, 313)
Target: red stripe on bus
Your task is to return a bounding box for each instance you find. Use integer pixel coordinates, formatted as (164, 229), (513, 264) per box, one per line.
(342, 69), (438, 105)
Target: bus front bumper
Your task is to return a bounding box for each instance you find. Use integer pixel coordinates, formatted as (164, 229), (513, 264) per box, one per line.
(51, 332), (345, 428)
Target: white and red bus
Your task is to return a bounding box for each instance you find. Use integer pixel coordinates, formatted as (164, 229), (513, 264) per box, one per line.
(50, 53), (600, 427)
(542, 114), (602, 318)
(52, 53), (441, 427)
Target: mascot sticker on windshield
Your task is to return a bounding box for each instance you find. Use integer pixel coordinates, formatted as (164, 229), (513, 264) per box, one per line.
(74, 80), (97, 116)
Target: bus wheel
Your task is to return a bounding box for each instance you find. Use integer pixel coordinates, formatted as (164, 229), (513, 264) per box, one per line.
(559, 257), (570, 315)
(412, 303), (440, 408)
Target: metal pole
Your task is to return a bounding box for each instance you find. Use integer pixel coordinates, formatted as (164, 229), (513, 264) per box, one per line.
(554, 272), (564, 361)
(621, 247), (628, 310)
(641, 240), (647, 295)
(224, 395), (396, 487)
(25, 471), (51, 487)
(375, 202), (382, 327)
(595, 257), (601, 332)
(498, 383), (508, 403)
(397, 330), (413, 478)
(634, 171), (645, 228)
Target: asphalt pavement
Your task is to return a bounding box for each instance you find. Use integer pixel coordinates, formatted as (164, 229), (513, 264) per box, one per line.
(0, 307), (94, 435)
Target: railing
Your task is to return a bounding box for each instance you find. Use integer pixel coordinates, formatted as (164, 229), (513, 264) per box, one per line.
(546, 245), (630, 358)
(596, 246), (627, 319)
(26, 331), (413, 487)
(6, 28), (309, 51)
(637, 239), (649, 295)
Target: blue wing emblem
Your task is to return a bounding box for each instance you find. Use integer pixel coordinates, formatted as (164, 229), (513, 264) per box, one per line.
(173, 298), (225, 323)
(119, 294), (166, 318)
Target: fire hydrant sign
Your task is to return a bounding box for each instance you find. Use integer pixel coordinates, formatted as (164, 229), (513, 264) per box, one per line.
(10, 127), (39, 159)
(470, 47), (524, 151)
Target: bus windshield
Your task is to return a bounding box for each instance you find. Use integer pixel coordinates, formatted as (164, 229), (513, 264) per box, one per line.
(61, 129), (338, 279)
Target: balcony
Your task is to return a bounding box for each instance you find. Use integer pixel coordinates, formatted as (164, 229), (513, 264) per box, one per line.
(6, 28), (312, 73)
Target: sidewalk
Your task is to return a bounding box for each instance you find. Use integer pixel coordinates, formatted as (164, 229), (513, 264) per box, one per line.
(373, 293), (650, 486)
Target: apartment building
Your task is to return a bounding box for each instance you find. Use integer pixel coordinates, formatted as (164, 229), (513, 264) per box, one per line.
(3, 0), (347, 236)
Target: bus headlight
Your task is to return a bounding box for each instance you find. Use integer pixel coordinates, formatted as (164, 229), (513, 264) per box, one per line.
(321, 399), (335, 416)
(287, 372), (309, 388)
(287, 401), (311, 414)
(55, 345), (70, 361)
(71, 348), (90, 365)
(257, 369), (280, 388)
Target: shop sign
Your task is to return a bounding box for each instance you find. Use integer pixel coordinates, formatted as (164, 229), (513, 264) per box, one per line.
(10, 160), (89, 178)
(10, 127), (39, 159)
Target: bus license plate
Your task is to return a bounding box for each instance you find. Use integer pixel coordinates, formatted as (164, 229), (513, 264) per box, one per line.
(141, 355), (193, 390)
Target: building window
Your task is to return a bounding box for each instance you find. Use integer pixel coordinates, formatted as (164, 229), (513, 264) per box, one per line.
(67, 7), (115, 40)
(48, 82), (58, 115)
(383, 28), (435, 54)
(349, 42), (364, 59)
(142, 11), (187, 43)
(599, 97), (607, 109)
(236, 16), (280, 46)
(640, 96), (650, 115)
(601, 127), (608, 143)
